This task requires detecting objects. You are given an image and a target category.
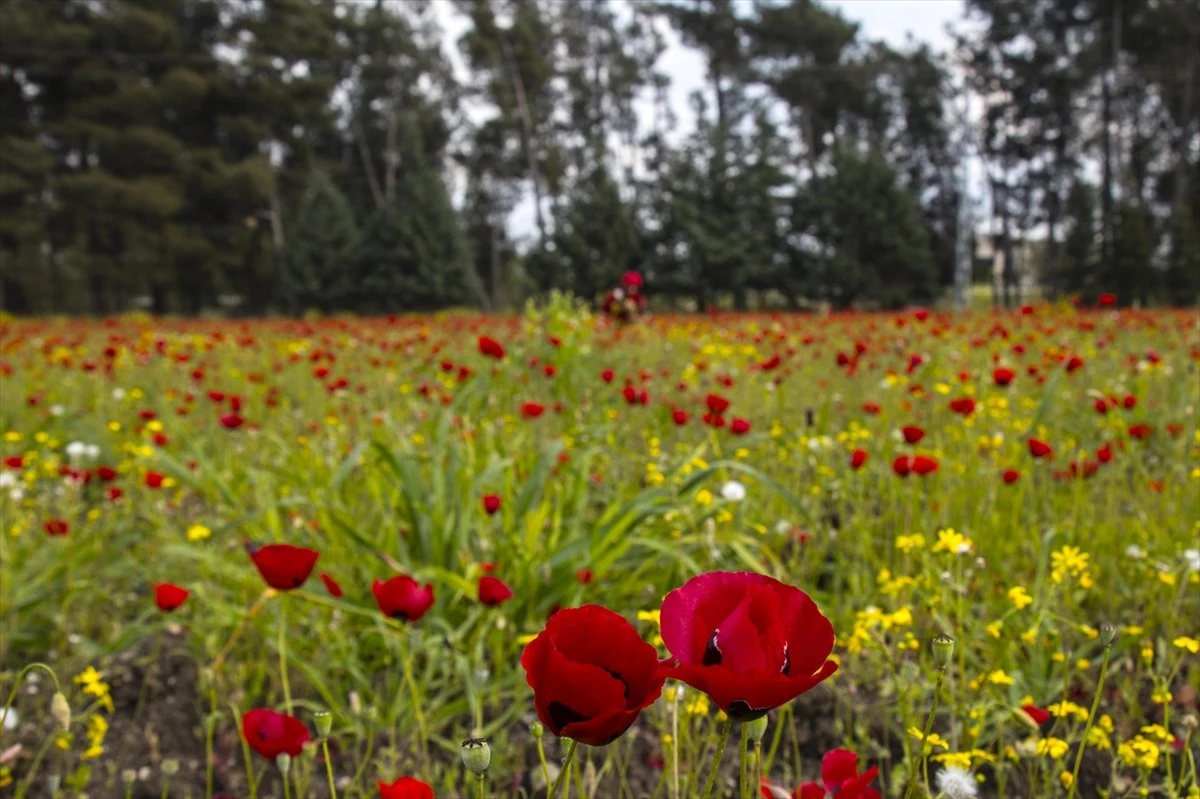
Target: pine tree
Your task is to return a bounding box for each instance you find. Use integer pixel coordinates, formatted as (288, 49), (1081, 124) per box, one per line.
(280, 171), (357, 312)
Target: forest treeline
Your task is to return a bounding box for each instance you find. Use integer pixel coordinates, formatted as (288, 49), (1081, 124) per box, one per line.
(1, 0), (1197, 315)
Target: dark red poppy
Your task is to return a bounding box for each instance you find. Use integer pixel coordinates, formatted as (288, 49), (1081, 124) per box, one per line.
(1098, 292), (1117, 306)
(1097, 443), (1114, 463)
(1128, 423), (1152, 440)
(1028, 438), (1053, 459)
(850, 449), (868, 470)
(219, 413), (244, 430)
(948, 397), (975, 415)
(207, 391), (225, 403)
(910, 455), (938, 475)
(706, 394), (730, 415)
(96, 465), (118, 481)
(862, 402), (881, 415)
(241, 708), (310, 760)
(672, 409), (689, 425)
(521, 401), (545, 419)
(622, 386), (649, 405)
(482, 494), (501, 515)
(478, 575), (514, 606)
(1094, 398), (1109, 414)
(154, 582), (189, 612)
(320, 572), (343, 598)
(145, 471), (166, 488)
(3, 455), (23, 469)
(901, 425), (924, 444)
(107, 487), (124, 502)
(1122, 394), (1137, 410)
(1020, 703), (1051, 727)
(601, 369), (615, 383)
(993, 367), (1015, 386)
(1065, 354), (1084, 373)
(372, 575), (434, 622)
(620, 270), (643, 289)
(730, 418), (751, 435)
(758, 354), (781, 371)
(478, 336), (505, 359)
(1002, 468), (1020, 485)
(43, 518), (69, 536)
(795, 749), (880, 799)
(576, 568), (594, 584)
(521, 604), (665, 745)
(248, 543), (319, 590)
(660, 571), (836, 719)
(892, 456), (911, 477)
(378, 776), (434, 799)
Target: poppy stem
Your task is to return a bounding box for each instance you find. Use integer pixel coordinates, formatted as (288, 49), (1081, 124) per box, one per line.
(278, 599), (292, 713)
(700, 716), (733, 799)
(1066, 639), (1112, 799)
(902, 667), (945, 799)
(738, 722), (749, 799)
(547, 738), (578, 799)
(232, 702), (258, 799)
(1, 662), (62, 741)
(321, 739), (338, 799)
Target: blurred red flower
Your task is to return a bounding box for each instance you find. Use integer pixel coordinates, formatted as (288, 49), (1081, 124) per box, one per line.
(154, 582), (189, 612)
(372, 575), (434, 622)
(248, 543), (319, 591)
(241, 708), (310, 760)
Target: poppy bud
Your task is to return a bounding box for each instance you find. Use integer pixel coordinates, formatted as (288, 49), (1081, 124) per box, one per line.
(314, 710), (332, 738)
(161, 759), (179, 777)
(931, 633), (955, 669)
(276, 753), (292, 776)
(1100, 622), (1117, 648)
(530, 720), (544, 738)
(461, 737), (491, 775)
(50, 691), (71, 731)
(746, 715), (768, 744)
(121, 770), (137, 787)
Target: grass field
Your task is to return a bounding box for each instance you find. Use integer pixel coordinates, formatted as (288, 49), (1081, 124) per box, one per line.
(0, 298), (1197, 799)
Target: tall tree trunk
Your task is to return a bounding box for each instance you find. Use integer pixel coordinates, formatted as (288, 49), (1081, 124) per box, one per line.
(352, 118), (385, 210)
(500, 37), (547, 246)
(1174, 23), (1197, 213)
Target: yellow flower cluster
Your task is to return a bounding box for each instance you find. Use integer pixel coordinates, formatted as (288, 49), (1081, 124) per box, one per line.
(1050, 545), (1093, 588)
(932, 528), (973, 555)
(74, 667), (113, 713)
(1117, 736), (1161, 771)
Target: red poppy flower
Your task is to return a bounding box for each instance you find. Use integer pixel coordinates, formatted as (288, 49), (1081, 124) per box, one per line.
(1097, 443), (1114, 463)
(901, 425), (924, 444)
(706, 394), (730, 415)
(145, 471), (166, 488)
(948, 397), (975, 415)
(1093, 398), (1109, 414)
(1122, 394), (1137, 409)
(1020, 703), (1051, 727)
(1098, 292), (1117, 306)
(3, 455), (23, 469)
(1002, 469), (1020, 485)
(43, 518), (70, 536)
(758, 354), (781, 371)
(107, 487), (124, 502)
(478, 575), (514, 606)
(482, 494), (501, 515)
(521, 604), (665, 745)
(993, 367), (1015, 386)
(660, 571), (836, 719)
(378, 776), (434, 799)
(892, 456), (911, 477)
(730, 418), (751, 435)
(910, 455), (938, 475)
(601, 369), (615, 383)
(248, 543), (319, 590)
(241, 708), (310, 760)
(219, 413), (244, 430)
(1128, 423), (1152, 440)
(795, 749), (880, 799)
(850, 449), (868, 470)
(862, 402), (881, 415)
(672, 409), (689, 425)
(1065, 354), (1084, 373)
(576, 568), (594, 584)
(154, 582), (189, 612)
(521, 401), (545, 419)
(320, 572), (343, 598)
(622, 386), (649, 405)
(207, 391), (225, 403)
(372, 575), (434, 622)
(620, 270), (643, 289)
(1028, 438), (1053, 459)
(96, 465), (118, 481)
(478, 336), (505, 359)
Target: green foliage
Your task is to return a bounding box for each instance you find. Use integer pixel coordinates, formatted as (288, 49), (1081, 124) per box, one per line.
(280, 172), (357, 312)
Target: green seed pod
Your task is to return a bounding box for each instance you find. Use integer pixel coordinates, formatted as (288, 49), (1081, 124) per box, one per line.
(931, 633), (955, 669)
(1100, 622), (1117, 648)
(161, 759), (179, 777)
(530, 720), (544, 738)
(276, 752), (292, 776)
(461, 737), (491, 775)
(313, 710), (333, 738)
(745, 715), (768, 744)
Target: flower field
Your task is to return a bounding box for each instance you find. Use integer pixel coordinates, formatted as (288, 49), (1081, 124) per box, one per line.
(1, 299), (1197, 799)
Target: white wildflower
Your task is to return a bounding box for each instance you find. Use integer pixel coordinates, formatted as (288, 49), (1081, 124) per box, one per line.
(1125, 545), (1145, 559)
(1184, 549), (1199, 572)
(720, 480), (746, 502)
(935, 765), (978, 799)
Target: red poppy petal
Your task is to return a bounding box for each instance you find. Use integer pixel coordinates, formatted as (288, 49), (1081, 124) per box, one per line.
(667, 659), (837, 715)
(661, 572), (783, 666)
(821, 749), (860, 789)
(521, 632), (627, 739)
(539, 605), (664, 706)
